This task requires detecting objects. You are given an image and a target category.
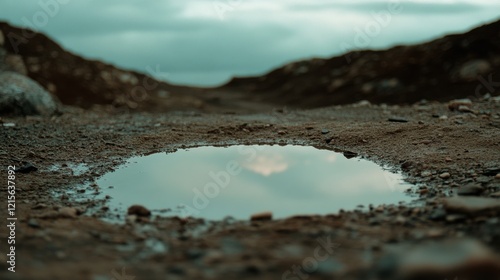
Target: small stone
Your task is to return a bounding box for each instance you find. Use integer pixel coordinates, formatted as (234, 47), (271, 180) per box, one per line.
(496, 174), (500, 179)
(448, 99), (472, 111)
(127, 205), (151, 217)
(321, 129), (330, 134)
(27, 218), (40, 228)
(250, 211), (272, 221)
(388, 117), (408, 123)
(457, 183), (484, 196)
(428, 208), (446, 221)
(458, 105), (473, 113)
(446, 214), (466, 223)
(442, 196), (500, 214)
(277, 130), (286, 135)
(58, 207), (78, 218)
(490, 191), (500, 198)
(445, 157), (453, 162)
(439, 172), (451, 179)
(126, 214), (137, 223)
(389, 239), (500, 279)
(342, 151), (358, 159)
(420, 171), (432, 177)
(15, 163), (38, 173)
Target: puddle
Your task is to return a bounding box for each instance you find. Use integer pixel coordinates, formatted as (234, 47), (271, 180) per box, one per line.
(97, 145), (413, 220)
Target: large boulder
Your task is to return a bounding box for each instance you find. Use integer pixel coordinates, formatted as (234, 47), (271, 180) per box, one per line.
(0, 71), (58, 116)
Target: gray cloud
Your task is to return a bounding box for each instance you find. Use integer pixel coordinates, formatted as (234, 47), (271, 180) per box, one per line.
(289, 1), (484, 14)
(1, 0), (499, 86)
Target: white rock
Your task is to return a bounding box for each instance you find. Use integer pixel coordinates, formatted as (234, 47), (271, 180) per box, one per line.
(0, 71), (58, 116)
(448, 98), (472, 111)
(459, 60), (491, 80)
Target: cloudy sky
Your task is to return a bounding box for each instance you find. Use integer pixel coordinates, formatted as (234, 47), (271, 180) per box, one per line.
(1, 0), (499, 86)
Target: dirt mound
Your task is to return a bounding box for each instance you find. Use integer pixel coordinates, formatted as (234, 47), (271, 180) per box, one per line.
(222, 19), (500, 108)
(0, 22), (206, 111)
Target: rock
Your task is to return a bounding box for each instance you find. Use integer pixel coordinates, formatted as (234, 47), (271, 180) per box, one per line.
(457, 183), (484, 196)
(58, 207), (78, 218)
(321, 129), (330, 134)
(342, 151), (358, 159)
(428, 208), (446, 221)
(15, 163), (38, 173)
(448, 98), (472, 111)
(387, 239), (500, 280)
(490, 191), (500, 198)
(420, 171), (432, 177)
(250, 211), (272, 221)
(439, 172), (450, 179)
(483, 167), (500, 176)
(458, 105), (474, 113)
(127, 205), (151, 217)
(442, 196), (500, 214)
(0, 71), (58, 116)
(5, 55), (28, 75)
(388, 117), (408, 123)
(0, 30), (4, 46)
(496, 173), (500, 179)
(459, 59), (491, 80)
(27, 218), (41, 228)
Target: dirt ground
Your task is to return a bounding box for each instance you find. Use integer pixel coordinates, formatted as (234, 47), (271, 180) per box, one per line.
(1, 97), (500, 280)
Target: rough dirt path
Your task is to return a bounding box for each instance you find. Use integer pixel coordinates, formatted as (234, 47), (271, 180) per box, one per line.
(0, 98), (499, 279)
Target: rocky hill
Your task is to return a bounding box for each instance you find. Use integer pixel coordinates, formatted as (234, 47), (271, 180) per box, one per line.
(222, 19), (500, 108)
(0, 22), (206, 113)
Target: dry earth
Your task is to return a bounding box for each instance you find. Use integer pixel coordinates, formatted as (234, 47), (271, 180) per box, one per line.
(1, 97), (500, 280)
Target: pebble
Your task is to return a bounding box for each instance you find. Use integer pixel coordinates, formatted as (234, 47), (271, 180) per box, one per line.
(496, 174), (500, 179)
(321, 129), (330, 134)
(445, 157), (453, 162)
(420, 171), (432, 177)
(442, 196), (500, 214)
(448, 98), (472, 111)
(127, 205), (151, 217)
(389, 239), (500, 279)
(458, 105), (474, 113)
(490, 192), (500, 198)
(388, 117), (408, 123)
(343, 151), (358, 159)
(27, 218), (41, 228)
(250, 211), (272, 221)
(457, 183), (484, 196)
(58, 207), (78, 218)
(439, 172), (451, 179)
(15, 163), (38, 173)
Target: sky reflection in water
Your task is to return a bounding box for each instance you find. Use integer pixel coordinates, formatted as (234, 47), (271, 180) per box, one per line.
(98, 145), (413, 220)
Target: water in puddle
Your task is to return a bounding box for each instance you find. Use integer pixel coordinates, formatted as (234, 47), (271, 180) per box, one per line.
(97, 145), (413, 220)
